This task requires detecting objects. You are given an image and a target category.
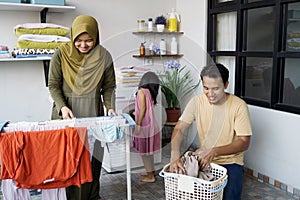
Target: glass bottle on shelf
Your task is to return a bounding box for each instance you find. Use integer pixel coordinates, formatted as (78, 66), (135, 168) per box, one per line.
(137, 19), (146, 32)
(140, 42), (145, 56)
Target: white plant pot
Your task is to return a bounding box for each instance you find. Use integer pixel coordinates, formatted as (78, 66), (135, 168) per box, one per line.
(156, 24), (165, 32)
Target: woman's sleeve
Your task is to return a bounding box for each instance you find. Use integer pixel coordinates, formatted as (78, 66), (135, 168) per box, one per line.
(102, 51), (116, 111)
(48, 49), (66, 115)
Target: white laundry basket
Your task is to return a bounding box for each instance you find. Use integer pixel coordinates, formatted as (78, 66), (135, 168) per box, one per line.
(159, 163), (228, 200)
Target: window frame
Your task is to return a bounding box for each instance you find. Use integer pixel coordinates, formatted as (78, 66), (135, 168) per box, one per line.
(207, 0), (300, 115)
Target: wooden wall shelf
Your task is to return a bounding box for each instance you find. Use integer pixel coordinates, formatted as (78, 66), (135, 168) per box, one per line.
(132, 54), (183, 58)
(132, 31), (184, 35)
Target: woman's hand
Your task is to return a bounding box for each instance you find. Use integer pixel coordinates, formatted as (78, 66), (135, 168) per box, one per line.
(108, 109), (117, 116)
(61, 106), (75, 119)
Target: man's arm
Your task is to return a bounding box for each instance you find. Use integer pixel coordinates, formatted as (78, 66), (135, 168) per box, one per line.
(195, 135), (251, 169)
(169, 120), (191, 174)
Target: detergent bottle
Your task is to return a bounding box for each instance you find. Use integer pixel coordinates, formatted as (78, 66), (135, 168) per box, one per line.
(167, 8), (180, 32)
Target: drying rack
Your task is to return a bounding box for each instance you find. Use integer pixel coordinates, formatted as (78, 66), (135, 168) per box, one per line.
(1, 113), (135, 200)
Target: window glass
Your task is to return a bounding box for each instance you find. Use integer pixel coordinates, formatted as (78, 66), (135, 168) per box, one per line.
(287, 2), (300, 51)
(283, 59), (300, 106)
(245, 57), (272, 100)
(216, 56), (235, 93)
(217, 12), (237, 51)
(246, 6), (275, 51)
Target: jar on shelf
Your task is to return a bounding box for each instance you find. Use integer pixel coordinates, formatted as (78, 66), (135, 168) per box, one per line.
(137, 19), (146, 32)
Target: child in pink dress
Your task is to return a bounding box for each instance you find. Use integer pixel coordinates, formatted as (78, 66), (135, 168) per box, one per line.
(132, 71), (161, 182)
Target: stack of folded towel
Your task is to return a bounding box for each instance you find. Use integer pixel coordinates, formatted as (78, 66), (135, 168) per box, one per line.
(115, 66), (151, 87)
(0, 45), (10, 59)
(12, 23), (70, 58)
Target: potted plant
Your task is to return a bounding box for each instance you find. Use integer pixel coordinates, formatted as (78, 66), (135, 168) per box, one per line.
(155, 15), (167, 32)
(158, 60), (200, 122)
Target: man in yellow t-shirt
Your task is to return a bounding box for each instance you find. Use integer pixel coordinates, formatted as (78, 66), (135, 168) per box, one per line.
(169, 63), (252, 200)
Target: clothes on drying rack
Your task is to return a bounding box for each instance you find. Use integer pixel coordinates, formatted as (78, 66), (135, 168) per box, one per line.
(0, 115), (134, 199)
(1, 180), (67, 200)
(0, 127), (92, 189)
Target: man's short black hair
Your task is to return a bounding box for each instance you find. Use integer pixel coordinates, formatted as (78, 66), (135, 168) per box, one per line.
(200, 63), (229, 85)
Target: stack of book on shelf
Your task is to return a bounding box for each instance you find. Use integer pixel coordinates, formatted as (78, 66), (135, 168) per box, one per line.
(0, 45), (11, 59)
(116, 66), (150, 87)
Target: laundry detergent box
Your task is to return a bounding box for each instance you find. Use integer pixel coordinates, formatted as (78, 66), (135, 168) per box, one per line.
(31, 0), (65, 6)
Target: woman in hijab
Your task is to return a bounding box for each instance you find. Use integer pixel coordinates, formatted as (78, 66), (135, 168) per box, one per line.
(48, 15), (116, 200)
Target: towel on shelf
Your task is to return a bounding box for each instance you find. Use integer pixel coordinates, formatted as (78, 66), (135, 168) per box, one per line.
(12, 48), (56, 58)
(15, 34), (69, 49)
(0, 45), (9, 51)
(0, 45), (11, 58)
(14, 23), (70, 37)
(115, 66), (151, 86)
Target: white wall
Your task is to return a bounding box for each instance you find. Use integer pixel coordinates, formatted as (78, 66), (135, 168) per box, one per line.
(0, 0), (300, 192)
(0, 10), (56, 122)
(0, 0), (176, 122)
(245, 106), (300, 189)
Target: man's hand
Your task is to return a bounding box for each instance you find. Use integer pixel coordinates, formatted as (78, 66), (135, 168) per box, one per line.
(193, 148), (217, 169)
(169, 157), (186, 174)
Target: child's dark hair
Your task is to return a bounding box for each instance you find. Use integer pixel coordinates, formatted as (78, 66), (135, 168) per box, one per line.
(200, 63), (229, 85)
(138, 71), (160, 105)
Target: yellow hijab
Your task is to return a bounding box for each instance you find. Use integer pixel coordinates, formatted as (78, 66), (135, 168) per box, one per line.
(59, 15), (106, 95)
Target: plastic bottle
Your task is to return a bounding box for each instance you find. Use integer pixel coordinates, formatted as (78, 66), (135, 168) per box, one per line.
(149, 41), (154, 55)
(148, 18), (153, 32)
(168, 8), (179, 32)
(140, 42), (145, 56)
(170, 36), (178, 55)
(160, 39), (167, 55)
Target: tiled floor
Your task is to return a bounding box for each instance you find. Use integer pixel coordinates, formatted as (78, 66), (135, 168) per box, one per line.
(99, 168), (299, 200)
(1, 143), (299, 200)
(1, 171), (298, 200)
